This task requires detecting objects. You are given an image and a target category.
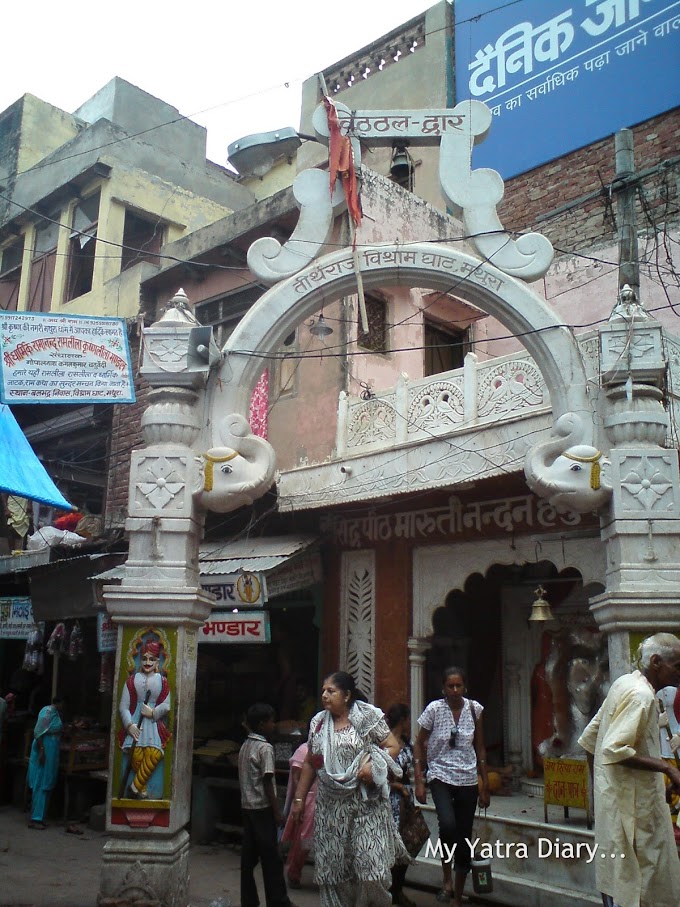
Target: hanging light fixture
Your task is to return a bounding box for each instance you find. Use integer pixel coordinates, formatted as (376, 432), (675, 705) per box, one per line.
(528, 585), (556, 623)
(309, 313), (333, 338)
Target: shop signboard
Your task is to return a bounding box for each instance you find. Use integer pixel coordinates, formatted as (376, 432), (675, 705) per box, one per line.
(97, 611), (117, 652)
(199, 611), (270, 644)
(267, 553), (322, 597)
(0, 311), (135, 404)
(454, 0), (680, 179)
(0, 596), (36, 639)
(201, 571), (267, 606)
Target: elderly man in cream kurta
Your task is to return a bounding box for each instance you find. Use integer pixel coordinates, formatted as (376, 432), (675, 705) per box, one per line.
(579, 633), (680, 907)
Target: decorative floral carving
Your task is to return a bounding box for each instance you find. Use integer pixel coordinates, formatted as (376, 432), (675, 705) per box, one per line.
(478, 361), (545, 418)
(343, 558), (375, 700)
(136, 456), (187, 510)
(408, 380), (464, 434)
(347, 398), (397, 449)
(620, 454), (674, 511)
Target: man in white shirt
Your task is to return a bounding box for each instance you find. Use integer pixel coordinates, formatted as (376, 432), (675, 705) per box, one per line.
(579, 633), (680, 907)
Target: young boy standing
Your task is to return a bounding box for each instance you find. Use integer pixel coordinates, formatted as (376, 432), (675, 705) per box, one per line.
(238, 703), (296, 907)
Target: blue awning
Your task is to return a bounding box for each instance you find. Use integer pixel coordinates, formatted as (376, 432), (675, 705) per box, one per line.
(0, 404), (73, 511)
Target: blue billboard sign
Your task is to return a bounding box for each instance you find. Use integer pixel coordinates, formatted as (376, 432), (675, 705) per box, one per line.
(454, 0), (680, 178)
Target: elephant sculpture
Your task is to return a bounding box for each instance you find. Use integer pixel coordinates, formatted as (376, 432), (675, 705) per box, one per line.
(195, 414), (276, 513)
(524, 413), (612, 514)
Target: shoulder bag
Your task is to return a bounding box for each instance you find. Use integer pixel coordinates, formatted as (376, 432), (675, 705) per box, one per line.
(399, 798), (430, 858)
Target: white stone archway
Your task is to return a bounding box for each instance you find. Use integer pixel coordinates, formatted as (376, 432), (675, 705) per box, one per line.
(208, 243), (592, 448)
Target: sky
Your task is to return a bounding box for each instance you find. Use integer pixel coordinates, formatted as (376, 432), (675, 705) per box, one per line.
(2, 0), (437, 168)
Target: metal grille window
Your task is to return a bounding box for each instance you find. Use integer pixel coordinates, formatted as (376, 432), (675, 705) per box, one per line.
(357, 293), (388, 353)
(195, 285), (263, 349)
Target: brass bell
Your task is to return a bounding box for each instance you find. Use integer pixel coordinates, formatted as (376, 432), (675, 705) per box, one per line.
(528, 585), (556, 622)
(390, 145), (413, 187)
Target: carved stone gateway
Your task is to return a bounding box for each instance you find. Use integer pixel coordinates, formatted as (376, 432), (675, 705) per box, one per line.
(100, 102), (680, 903)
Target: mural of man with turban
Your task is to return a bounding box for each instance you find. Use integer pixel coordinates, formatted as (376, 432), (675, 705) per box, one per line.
(118, 637), (171, 799)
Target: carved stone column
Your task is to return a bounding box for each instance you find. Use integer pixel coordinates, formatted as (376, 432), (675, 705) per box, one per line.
(591, 293), (680, 679)
(407, 637), (429, 740)
(99, 294), (217, 907)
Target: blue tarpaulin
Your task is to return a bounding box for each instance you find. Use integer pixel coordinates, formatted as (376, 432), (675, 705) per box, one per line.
(0, 404), (73, 511)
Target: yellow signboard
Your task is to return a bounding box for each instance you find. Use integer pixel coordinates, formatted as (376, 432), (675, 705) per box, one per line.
(543, 757), (591, 828)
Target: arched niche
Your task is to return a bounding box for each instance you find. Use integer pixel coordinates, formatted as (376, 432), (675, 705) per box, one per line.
(412, 534), (605, 639)
(209, 243), (591, 443)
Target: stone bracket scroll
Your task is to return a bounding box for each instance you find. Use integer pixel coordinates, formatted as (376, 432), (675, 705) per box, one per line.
(439, 101), (554, 282)
(247, 168), (346, 285)
(309, 99), (554, 283)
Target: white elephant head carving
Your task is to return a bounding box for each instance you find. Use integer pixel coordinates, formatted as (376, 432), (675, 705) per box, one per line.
(524, 413), (612, 515)
(195, 414), (276, 513)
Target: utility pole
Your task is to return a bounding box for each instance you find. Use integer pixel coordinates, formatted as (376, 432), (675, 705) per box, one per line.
(614, 128), (640, 295)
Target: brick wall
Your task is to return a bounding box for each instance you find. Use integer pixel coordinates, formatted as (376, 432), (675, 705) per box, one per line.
(104, 332), (149, 529)
(499, 107), (680, 255)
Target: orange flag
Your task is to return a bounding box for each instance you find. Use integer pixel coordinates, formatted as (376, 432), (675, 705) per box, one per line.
(323, 96), (362, 228)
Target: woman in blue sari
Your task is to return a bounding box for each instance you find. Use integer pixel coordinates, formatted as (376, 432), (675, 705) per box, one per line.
(27, 696), (64, 828)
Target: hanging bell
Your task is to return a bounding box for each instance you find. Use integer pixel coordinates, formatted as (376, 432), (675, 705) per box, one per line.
(528, 585), (556, 622)
(390, 145), (412, 185)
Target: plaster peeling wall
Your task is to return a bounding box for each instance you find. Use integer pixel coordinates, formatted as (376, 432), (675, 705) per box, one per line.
(340, 550), (376, 701)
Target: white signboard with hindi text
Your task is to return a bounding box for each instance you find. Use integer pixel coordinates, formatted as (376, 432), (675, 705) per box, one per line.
(199, 611), (270, 644)
(0, 312), (135, 404)
(0, 597), (37, 639)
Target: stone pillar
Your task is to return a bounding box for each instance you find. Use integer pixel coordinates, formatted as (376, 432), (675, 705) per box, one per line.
(590, 294), (680, 678)
(99, 294), (217, 907)
(407, 637), (429, 739)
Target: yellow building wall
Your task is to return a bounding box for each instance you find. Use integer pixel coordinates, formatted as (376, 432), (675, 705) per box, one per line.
(16, 95), (81, 175)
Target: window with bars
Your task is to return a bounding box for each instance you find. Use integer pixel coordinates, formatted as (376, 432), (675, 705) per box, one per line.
(357, 293), (388, 353)
(195, 285), (263, 349)
(66, 192), (100, 301)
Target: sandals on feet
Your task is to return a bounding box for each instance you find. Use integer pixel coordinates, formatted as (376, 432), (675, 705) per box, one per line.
(28, 820), (47, 830)
(435, 889), (452, 903)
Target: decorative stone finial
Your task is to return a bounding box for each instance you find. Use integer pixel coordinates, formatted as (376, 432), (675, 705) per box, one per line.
(608, 284), (650, 322)
(156, 288), (199, 326)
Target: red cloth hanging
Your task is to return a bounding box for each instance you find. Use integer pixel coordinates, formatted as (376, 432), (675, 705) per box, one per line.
(323, 96), (362, 228)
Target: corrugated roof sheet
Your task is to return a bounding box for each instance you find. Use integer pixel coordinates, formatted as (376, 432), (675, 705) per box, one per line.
(94, 535), (319, 582)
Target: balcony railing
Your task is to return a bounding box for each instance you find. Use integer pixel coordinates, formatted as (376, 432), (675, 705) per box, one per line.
(336, 336), (606, 457)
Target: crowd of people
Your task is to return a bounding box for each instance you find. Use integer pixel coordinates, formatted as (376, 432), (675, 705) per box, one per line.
(237, 666), (491, 907)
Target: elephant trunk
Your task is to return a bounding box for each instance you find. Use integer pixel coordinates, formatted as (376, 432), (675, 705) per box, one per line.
(524, 413), (582, 499)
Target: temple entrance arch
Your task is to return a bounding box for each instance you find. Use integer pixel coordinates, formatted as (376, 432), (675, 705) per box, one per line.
(209, 242), (592, 445)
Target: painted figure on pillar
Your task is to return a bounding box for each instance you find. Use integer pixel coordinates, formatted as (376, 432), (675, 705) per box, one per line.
(117, 629), (172, 802)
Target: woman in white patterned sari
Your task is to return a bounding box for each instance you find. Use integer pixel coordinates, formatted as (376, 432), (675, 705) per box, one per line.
(290, 671), (410, 907)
